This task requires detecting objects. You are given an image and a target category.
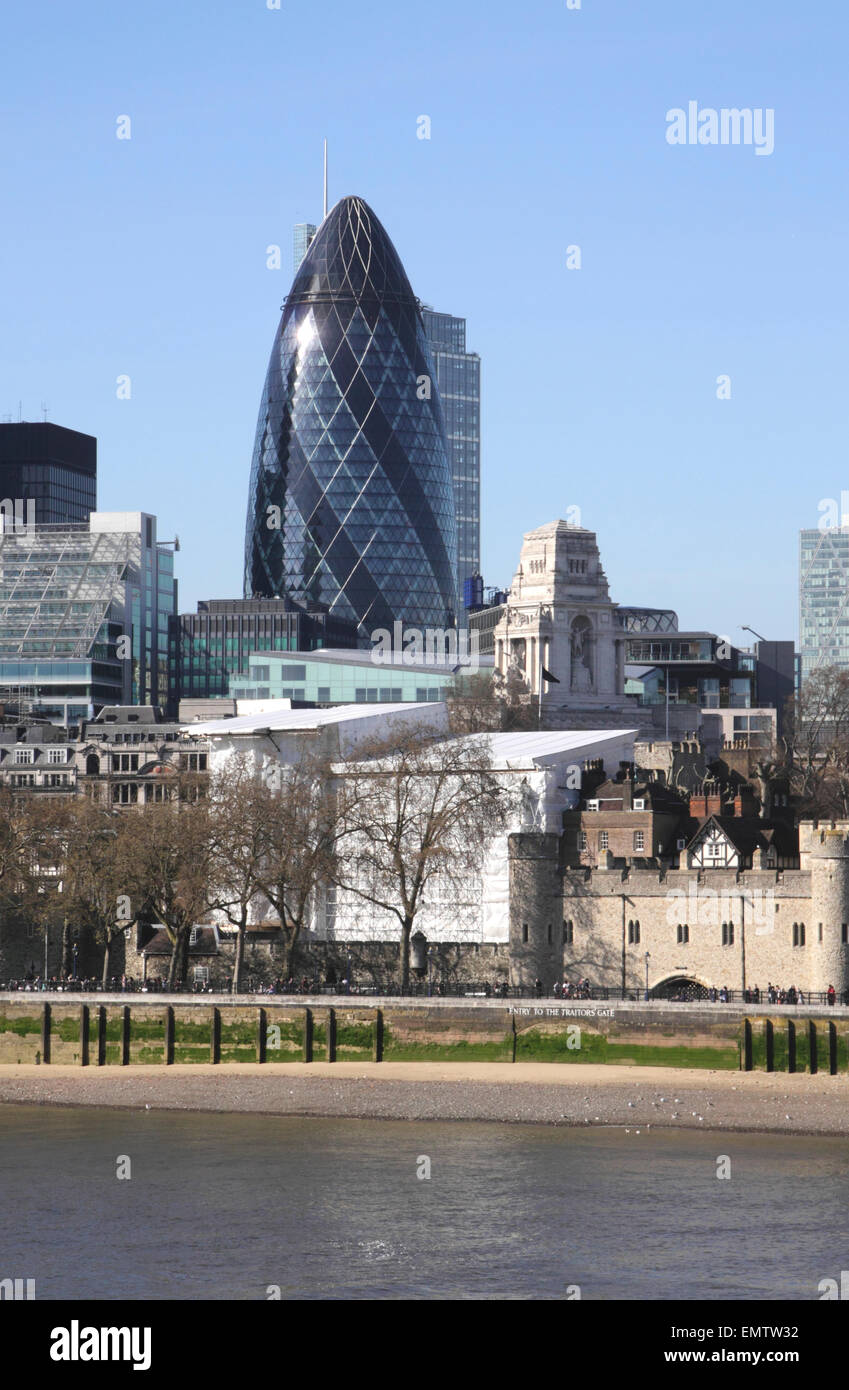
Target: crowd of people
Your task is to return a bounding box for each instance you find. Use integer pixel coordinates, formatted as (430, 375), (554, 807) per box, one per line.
(552, 978), (594, 1000)
(666, 982), (847, 1006)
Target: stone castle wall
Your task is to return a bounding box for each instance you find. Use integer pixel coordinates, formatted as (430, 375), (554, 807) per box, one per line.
(508, 831), (849, 996)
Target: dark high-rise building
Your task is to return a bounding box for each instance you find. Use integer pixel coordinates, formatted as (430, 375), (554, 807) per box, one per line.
(754, 640), (796, 733)
(421, 309), (480, 605)
(245, 196), (458, 638)
(0, 422), (96, 525)
(170, 597), (359, 702)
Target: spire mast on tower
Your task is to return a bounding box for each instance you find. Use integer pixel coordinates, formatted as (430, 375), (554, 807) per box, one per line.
(323, 139), (328, 220)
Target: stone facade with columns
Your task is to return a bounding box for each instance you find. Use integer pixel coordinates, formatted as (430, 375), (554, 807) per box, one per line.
(493, 520), (637, 729)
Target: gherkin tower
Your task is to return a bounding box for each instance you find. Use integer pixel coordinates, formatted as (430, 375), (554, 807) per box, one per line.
(244, 196), (458, 637)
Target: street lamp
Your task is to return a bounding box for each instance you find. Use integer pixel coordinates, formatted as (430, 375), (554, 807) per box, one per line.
(644, 951), (651, 1002)
(741, 625), (766, 644)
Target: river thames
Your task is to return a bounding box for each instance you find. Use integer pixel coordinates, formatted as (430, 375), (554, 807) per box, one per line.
(0, 1104), (844, 1300)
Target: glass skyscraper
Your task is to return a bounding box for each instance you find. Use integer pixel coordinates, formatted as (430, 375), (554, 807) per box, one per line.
(800, 526), (849, 681)
(245, 196), (458, 638)
(293, 222), (317, 272)
(421, 309), (480, 604)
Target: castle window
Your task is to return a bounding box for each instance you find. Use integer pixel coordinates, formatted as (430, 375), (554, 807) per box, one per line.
(563, 920), (574, 945)
(579, 831), (587, 851)
(633, 831), (645, 852)
(842, 924), (848, 945)
(547, 923), (552, 945)
(677, 923), (689, 944)
(793, 922), (806, 948)
(522, 924), (529, 944)
(721, 922), (734, 946)
(599, 831), (609, 851)
(628, 920), (640, 945)
(818, 923), (823, 943)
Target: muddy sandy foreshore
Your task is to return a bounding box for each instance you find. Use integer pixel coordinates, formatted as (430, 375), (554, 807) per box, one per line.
(1, 1062), (848, 1134)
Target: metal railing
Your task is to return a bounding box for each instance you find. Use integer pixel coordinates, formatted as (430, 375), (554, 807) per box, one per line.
(4, 978), (846, 1008)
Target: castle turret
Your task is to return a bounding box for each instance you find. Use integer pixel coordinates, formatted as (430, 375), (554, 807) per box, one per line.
(508, 833), (562, 990)
(807, 827), (849, 996)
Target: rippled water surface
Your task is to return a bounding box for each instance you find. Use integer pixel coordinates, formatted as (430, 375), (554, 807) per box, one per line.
(1, 1105), (845, 1299)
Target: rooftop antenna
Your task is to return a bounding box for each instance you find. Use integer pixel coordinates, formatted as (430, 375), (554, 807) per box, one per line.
(323, 138), (328, 220)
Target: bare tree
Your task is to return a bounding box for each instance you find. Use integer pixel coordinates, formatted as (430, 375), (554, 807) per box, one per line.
(250, 752), (343, 983)
(784, 667), (849, 817)
(447, 668), (540, 733)
(122, 782), (212, 989)
(334, 726), (515, 989)
(206, 756), (267, 993)
(60, 798), (133, 987)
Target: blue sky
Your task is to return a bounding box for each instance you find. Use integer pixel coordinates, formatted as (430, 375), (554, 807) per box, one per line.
(1, 0), (846, 645)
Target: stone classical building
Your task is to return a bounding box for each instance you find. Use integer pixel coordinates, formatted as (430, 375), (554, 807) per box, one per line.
(493, 521), (635, 728)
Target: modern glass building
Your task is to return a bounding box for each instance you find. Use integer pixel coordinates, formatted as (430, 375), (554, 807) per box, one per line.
(170, 597), (359, 702)
(245, 195), (458, 640)
(0, 421), (96, 525)
(624, 633), (756, 709)
(0, 511), (177, 725)
(293, 222), (317, 271)
(228, 648), (486, 705)
(420, 309), (480, 604)
(800, 527), (849, 681)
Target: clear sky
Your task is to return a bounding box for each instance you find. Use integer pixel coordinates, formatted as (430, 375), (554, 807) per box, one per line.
(2, 0), (845, 647)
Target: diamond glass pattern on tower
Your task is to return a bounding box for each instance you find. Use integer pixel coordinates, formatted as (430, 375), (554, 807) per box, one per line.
(244, 196), (458, 638)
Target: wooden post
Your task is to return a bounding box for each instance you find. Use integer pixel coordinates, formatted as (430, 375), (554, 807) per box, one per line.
(511, 1012), (517, 1064)
(97, 1006), (107, 1067)
(120, 1006), (130, 1067)
(79, 1004), (89, 1067)
(303, 1007), (313, 1063)
(164, 1006), (175, 1066)
(326, 1007), (337, 1063)
(829, 1021), (838, 1076)
(210, 1007), (221, 1064)
(373, 1008), (384, 1063)
(765, 1019), (774, 1073)
(41, 1002), (51, 1065)
(742, 1018), (753, 1071)
(257, 1008), (267, 1064)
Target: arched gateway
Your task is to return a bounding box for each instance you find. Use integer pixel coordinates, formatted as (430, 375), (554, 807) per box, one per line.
(651, 976), (710, 1002)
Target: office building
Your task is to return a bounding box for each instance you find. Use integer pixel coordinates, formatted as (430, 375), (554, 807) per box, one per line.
(244, 195), (458, 638)
(0, 421), (96, 526)
(293, 222), (317, 271)
(421, 308), (480, 604)
(227, 646), (489, 706)
(0, 511), (177, 725)
(170, 597), (359, 702)
(799, 527), (849, 682)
